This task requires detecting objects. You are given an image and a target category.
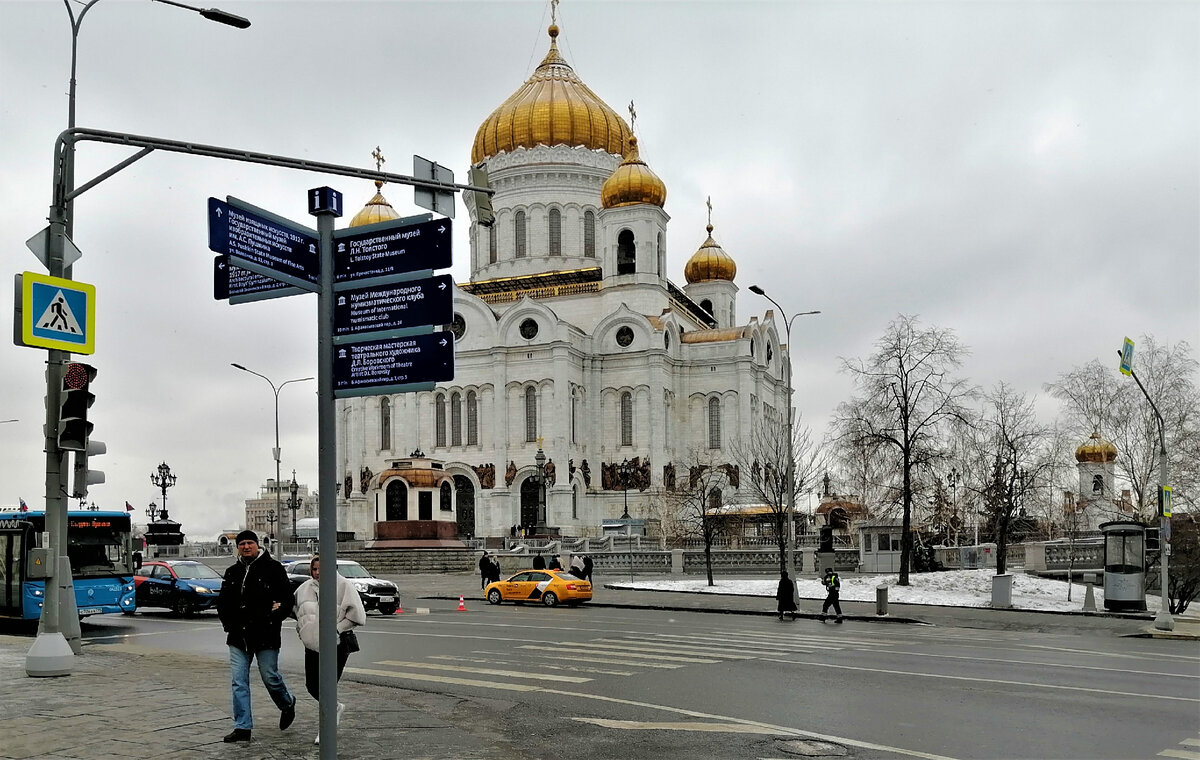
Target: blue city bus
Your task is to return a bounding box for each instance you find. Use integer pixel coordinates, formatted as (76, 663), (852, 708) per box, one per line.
(0, 510), (137, 620)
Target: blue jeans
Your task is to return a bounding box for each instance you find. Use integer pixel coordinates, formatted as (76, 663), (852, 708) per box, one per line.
(229, 646), (295, 730)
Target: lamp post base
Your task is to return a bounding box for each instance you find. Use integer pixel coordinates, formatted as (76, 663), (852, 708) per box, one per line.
(26, 632), (74, 677)
(1154, 609), (1175, 631)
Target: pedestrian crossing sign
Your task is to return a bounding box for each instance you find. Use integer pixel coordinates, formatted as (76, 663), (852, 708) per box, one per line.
(17, 271), (95, 354)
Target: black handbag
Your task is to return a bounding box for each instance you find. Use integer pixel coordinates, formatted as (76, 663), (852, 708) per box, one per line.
(339, 629), (360, 653)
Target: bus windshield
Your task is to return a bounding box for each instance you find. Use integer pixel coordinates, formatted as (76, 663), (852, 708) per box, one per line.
(67, 520), (133, 577)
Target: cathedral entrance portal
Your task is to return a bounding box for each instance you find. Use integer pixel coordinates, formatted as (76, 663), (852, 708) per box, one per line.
(385, 481), (407, 521)
(520, 478), (540, 529)
(454, 475), (475, 538)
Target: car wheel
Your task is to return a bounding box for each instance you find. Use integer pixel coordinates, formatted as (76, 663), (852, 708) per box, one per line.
(542, 592), (559, 607)
(379, 604), (398, 615)
(487, 589), (502, 605)
(121, 609), (136, 616)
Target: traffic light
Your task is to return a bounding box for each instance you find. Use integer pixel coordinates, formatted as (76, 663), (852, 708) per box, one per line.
(72, 439), (106, 499)
(57, 362), (95, 451)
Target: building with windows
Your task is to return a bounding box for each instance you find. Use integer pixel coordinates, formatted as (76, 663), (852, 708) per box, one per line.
(243, 477), (316, 541)
(334, 17), (790, 541)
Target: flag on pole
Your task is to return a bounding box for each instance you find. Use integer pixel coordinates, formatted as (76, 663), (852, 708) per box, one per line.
(19, 498), (28, 512)
(126, 501), (134, 512)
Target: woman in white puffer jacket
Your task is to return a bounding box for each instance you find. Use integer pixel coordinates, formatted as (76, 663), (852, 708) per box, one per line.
(293, 555), (366, 744)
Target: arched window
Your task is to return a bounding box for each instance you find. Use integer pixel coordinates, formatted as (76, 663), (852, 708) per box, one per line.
(570, 392), (578, 444)
(708, 488), (723, 512)
(435, 393), (446, 447)
(572, 485), (579, 519)
(700, 299), (714, 316)
(549, 208), (561, 256)
(440, 481), (453, 512)
(488, 223), (497, 264)
(524, 385), (537, 442)
(620, 391), (633, 447)
(380, 397), (391, 450)
(515, 210), (527, 258)
(708, 396), (721, 449)
(584, 210), (596, 257)
(467, 390), (479, 446)
(450, 391), (462, 446)
(617, 230), (635, 274)
(657, 231), (665, 274)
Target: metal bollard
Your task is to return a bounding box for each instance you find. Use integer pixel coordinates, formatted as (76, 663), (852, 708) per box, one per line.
(876, 585), (888, 616)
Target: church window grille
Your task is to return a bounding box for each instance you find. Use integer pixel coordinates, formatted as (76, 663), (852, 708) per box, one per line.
(519, 318), (539, 340)
(515, 210), (527, 258)
(440, 482), (453, 511)
(708, 396), (722, 449)
(467, 391), (479, 445)
(380, 397), (391, 450)
(620, 392), (633, 447)
(549, 208), (561, 256)
(700, 299), (714, 316)
(617, 230), (635, 274)
(450, 313), (466, 341)
(451, 392), (462, 446)
(584, 211), (596, 257)
(435, 394), (446, 447)
(525, 386), (538, 442)
(488, 224), (497, 263)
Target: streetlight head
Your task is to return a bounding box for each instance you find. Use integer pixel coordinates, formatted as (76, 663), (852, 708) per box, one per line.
(200, 8), (251, 28)
(231, 362), (247, 370)
(749, 285), (765, 296)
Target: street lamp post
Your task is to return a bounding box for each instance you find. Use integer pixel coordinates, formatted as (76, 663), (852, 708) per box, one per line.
(617, 458), (635, 583)
(265, 509), (277, 541)
(948, 467), (958, 547)
(748, 285), (820, 583)
(288, 472), (300, 546)
(231, 364), (314, 540)
(150, 461), (177, 521)
(534, 443), (547, 530)
(146, 501), (158, 522)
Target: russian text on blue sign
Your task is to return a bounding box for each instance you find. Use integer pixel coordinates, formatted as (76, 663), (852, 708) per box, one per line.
(333, 274), (454, 338)
(208, 197), (319, 289)
(213, 255), (305, 302)
(333, 331), (455, 397)
(332, 216), (452, 283)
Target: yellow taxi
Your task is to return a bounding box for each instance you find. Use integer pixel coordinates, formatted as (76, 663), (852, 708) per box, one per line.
(484, 570), (592, 607)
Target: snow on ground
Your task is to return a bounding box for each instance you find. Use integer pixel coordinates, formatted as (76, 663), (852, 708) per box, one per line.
(609, 569), (1136, 612)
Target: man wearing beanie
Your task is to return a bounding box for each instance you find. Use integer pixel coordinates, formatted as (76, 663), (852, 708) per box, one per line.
(217, 530), (297, 743)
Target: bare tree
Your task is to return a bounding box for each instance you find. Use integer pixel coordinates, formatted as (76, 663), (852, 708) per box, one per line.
(654, 450), (733, 586)
(836, 314), (975, 585)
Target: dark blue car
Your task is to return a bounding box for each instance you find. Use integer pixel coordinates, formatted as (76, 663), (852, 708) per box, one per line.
(132, 560), (223, 615)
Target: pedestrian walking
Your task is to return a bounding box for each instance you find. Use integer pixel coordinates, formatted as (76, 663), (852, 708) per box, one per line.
(532, 553), (546, 570)
(569, 553), (585, 578)
(488, 554), (502, 584)
(216, 530), (297, 743)
(479, 552), (493, 589)
(548, 554), (562, 571)
(775, 570), (798, 621)
(582, 554), (593, 583)
(293, 554), (366, 745)
(820, 567), (843, 623)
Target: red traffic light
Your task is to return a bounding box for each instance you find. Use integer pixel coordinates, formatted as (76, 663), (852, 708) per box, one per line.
(63, 362), (95, 390)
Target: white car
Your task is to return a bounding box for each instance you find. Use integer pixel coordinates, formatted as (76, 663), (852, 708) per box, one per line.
(284, 559), (400, 615)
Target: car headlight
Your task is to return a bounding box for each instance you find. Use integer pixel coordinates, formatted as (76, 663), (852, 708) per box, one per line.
(353, 581), (368, 591)
(123, 584), (134, 592)
(33, 589), (44, 597)
(191, 585), (213, 594)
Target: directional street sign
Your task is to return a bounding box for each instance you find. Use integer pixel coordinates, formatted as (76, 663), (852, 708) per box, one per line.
(213, 255), (305, 303)
(208, 197), (320, 291)
(333, 274), (454, 338)
(332, 216), (452, 283)
(333, 331), (455, 397)
(1119, 337), (1135, 376)
(16, 271), (96, 354)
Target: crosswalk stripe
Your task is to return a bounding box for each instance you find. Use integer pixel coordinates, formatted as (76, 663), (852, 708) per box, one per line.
(458, 652), (635, 676)
(532, 643), (718, 663)
(571, 717), (780, 735)
(719, 629), (891, 647)
(1181, 739), (1200, 747)
(646, 631), (846, 652)
(346, 667), (541, 692)
(373, 660), (592, 683)
(586, 640), (755, 659)
(512, 647), (684, 668)
(1158, 750), (1200, 760)
(611, 634), (821, 655)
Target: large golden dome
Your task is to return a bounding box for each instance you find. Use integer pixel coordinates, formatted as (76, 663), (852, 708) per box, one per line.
(601, 137), (666, 209)
(349, 182), (401, 228)
(1075, 432), (1118, 463)
(471, 24), (632, 164)
(684, 225), (737, 283)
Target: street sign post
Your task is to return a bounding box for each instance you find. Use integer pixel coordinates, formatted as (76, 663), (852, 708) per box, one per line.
(213, 255), (305, 303)
(332, 273), (453, 339)
(1119, 337), (1134, 376)
(333, 331), (455, 398)
(208, 197), (320, 291)
(16, 272), (96, 354)
(332, 216), (451, 283)
(413, 155), (455, 218)
(26, 227), (82, 270)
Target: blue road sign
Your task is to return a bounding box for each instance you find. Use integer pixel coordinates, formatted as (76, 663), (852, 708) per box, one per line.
(333, 216), (452, 283)
(333, 331), (455, 397)
(308, 186), (343, 217)
(19, 272), (95, 353)
(208, 197), (320, 291)
(213, 255), (305, 302)
(332, 274), (454, 339)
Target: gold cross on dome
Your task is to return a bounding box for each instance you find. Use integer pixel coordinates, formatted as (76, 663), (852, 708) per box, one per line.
(551, 0), (559, 25)
(372, 146), (386, 172)
(628, 100), (637, 131)
(706, 195), (713, 226)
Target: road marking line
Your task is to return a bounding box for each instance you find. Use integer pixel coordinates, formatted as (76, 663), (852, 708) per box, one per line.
(1158, 750), (1200, 760)
(456, 653), (635, 676)
(509, 650), (683, 669)
(1182, 738), (1200, 747)
(757, 657), (1200, 703)
(86, 626), (212, 641)
(522, 644), (717, 663)
(373, 660), (591, 683)
(643, 631), (844, 652)
(861, 648), (1200, 679)
(571, 718), (780, 734)
(346, 667), (540, 692)
(590, 639), (755, 658)
(1022, 643), (1198, 662)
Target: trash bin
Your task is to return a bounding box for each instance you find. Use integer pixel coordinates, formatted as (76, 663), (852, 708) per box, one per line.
(1100, 520), (1147, 611)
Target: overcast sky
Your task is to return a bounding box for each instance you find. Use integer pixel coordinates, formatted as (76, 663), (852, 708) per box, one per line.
(1, 1), (1196, 540)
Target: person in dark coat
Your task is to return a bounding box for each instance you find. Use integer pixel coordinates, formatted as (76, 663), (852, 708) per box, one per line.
(820, 567), (843, 623)
(532, 553), (546, 570)
(548, 555), (562, 571)
(479, 552), (493, 589)
(216, 530), (297, 743)
(489, 555), (502, 584)
(776, 570), (798, 621)
(582, 555), (593, 583)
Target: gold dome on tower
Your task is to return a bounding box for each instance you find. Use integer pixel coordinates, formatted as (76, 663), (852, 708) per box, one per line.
(684, 224), (737, 283)
(601, 137), (667, 209)
(349, 183), (401, 228)
(1075, 432), (1118, 463)
(471, 23), (632, 164)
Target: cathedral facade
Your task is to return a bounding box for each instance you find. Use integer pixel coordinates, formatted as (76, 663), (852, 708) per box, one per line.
(334, 21), (790, 540)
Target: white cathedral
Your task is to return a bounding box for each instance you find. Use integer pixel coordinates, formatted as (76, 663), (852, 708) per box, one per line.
(333, 19), (790, 542)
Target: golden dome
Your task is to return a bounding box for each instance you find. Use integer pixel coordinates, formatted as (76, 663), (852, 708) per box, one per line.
(684, 224), (737, 283)
(349, 182), (401, 228)
(471, 23), (632, 164)
(600, 137), (666, 209)
(1075, 432), (1118, 463)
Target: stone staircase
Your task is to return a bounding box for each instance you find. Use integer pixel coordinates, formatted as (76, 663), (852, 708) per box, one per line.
(339, 548), (478, 576)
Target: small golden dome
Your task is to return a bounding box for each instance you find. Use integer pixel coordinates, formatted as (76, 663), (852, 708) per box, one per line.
(471, 24), (632, 164)
(684, 224), (737, 283)
(349, 182), (401, 228)
(1075, 432), (1118, 463)
(600, 137), (666, 209)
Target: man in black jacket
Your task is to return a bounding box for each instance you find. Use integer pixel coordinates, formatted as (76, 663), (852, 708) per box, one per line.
(217, 530), (297, 743)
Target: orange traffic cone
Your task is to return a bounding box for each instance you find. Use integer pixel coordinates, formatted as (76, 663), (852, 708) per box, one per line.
(394, 600), (403, 614)
(457, 595), (467, 611)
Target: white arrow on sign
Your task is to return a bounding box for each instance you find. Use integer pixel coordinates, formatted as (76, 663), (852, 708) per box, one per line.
(438, 282), (447, 290)
(215, 206), (224, 218)
(439, 338), (448, 346)
(26, 227), (83, 269)
(438, 225), (446, 234)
